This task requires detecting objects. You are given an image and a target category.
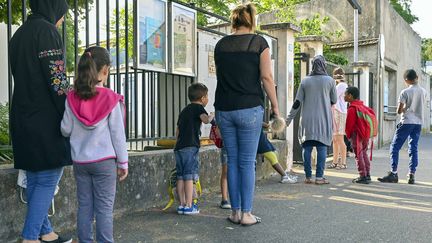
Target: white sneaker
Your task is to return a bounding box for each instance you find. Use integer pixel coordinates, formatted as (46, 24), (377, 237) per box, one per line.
(280, 174), (297, 184)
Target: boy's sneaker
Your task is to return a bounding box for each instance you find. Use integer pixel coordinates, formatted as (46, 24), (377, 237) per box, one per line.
(366, 174), (371, 182)
(177, 205), (184, 215)
(184, 204), (199, 215)
(407, 173), (415, 184)
(220, 200), (231, 209)
(280, 174), (297, 184)
(352, 176), (370, 184)
(378, 172), (398, 183)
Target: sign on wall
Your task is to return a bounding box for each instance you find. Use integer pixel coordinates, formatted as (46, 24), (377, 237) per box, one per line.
(197, 31), (223, 137)
(137, 0), (167, 72)
(171, 2), (197, 76)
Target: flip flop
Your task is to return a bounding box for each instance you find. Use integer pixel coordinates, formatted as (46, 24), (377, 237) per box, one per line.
(315, 178), (330, 185)
(241, 216), (262, 226)
(227, 216), (240, 225)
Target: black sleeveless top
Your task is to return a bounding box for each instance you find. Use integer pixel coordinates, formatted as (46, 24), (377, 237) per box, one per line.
(214, 34), (269, 111)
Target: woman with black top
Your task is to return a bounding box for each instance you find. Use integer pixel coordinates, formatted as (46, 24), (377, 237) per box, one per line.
(214, 3), (280, 226)
(9, 0), (72, 242)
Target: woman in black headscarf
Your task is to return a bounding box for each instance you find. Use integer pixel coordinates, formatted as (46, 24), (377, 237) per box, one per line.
(9, 0), (72, 242)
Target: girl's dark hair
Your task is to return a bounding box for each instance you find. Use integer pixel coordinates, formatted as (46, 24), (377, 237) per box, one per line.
(74, 46), (111, 100)
(230, 3), (256, 31)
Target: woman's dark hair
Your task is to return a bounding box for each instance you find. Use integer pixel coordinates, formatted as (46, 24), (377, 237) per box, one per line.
(404, 69), (418, 81)
(346, 86), (360, 100)
(188, 83), (208, 102)
(230, 3), (256, 31)
(74, 46), (111, 100)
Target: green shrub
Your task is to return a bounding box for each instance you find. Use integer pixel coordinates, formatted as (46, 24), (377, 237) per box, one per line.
(0, 103), (13, 164)
(0, 102), (9, 145)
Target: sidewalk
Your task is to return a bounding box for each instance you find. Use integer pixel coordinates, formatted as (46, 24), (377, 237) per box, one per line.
(93, 134), (432, 242)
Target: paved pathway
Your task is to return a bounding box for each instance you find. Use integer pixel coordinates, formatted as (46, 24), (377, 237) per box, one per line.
(111, 134), (432, 242)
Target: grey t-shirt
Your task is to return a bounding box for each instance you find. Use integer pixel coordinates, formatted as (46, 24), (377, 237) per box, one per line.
(398, 84), (426, 125)
(287, 75), (337, 146)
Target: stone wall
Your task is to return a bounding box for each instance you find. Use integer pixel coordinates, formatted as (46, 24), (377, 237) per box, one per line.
(258, 0), (378, 42)
(259, 0), (428, 145)
(379, 0), (425, 143)
(0, 141), (288, 242)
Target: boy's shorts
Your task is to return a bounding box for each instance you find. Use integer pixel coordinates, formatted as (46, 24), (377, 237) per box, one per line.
(175, 146), (199, 181)
(220, 148), (228, 165)
(257, 131), (275, 154)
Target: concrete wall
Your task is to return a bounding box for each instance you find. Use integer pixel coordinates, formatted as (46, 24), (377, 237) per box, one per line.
(259, 0), (378, 42)
(0, 141), (287, 242)
(379, 0), (425, 144)
(259, 0), (428, 145)
(419, 72), (431, 133)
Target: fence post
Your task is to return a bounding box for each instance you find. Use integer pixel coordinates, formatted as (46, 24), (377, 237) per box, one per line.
(260, 23), (301, 172)
(352, 61), (373, 107)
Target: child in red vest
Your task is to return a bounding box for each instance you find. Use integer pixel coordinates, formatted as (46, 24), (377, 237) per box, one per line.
(345, 86), (374, 184)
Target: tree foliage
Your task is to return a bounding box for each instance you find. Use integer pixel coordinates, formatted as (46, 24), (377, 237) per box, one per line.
(0, 103), (9, 145)
(110, 7), (134, 60)
(422, 38), (432, 63)
(177, 0), (237, 26)
(389, 0), (418, 24)
(1, 0), (92, 73)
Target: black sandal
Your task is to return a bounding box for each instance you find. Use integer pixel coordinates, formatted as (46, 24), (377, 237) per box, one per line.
(227, 216), (240, 225)
(327, 163), (338, 169)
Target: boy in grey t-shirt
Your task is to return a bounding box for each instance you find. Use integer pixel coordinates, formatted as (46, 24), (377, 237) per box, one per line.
(378, 69), (426, 184)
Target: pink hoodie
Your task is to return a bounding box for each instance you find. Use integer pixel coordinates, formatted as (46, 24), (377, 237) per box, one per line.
(61, 87), (128, 169)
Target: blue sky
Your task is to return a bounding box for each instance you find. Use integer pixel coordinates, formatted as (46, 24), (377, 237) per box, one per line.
(411, 0), (432, 38)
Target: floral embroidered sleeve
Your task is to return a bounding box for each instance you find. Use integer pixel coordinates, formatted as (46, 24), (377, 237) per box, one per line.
(37, 27), (70, 115)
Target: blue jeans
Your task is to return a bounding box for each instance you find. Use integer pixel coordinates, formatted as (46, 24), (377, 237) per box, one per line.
(175, 147), (200, 181)
(22, 167), (64, 240)
(302, 145), (327, 178)
(216, 106), (264, 212)
(390, 123), (421, 174)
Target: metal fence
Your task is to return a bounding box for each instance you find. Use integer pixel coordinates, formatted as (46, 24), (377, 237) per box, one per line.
(4, 0), (278, 151)
(4, 0), (224, 150)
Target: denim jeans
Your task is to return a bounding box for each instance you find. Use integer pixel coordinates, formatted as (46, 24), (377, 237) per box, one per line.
(22, 167), (64, 240)
(390, 123), (421, 173)
(216, 106), (264, 212)
(74, 159), (117, 243)
(175, 146), (200, 181)
(302, 145), (327, 178)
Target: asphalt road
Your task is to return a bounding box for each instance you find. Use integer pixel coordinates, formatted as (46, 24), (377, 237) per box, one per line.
(112, 134), (432, 242)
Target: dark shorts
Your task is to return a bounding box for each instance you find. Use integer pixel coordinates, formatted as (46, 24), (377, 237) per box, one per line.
(257, 131), (275, 154)
(175, 147), (199, 181)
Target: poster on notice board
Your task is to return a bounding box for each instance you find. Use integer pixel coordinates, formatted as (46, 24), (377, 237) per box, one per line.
(137, 0), (167, 72)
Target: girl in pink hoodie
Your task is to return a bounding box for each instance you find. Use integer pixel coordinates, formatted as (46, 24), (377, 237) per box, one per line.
(61, 46), (128, 243)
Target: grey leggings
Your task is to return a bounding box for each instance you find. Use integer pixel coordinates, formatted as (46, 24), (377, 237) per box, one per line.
(74, 159), (117, 243)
